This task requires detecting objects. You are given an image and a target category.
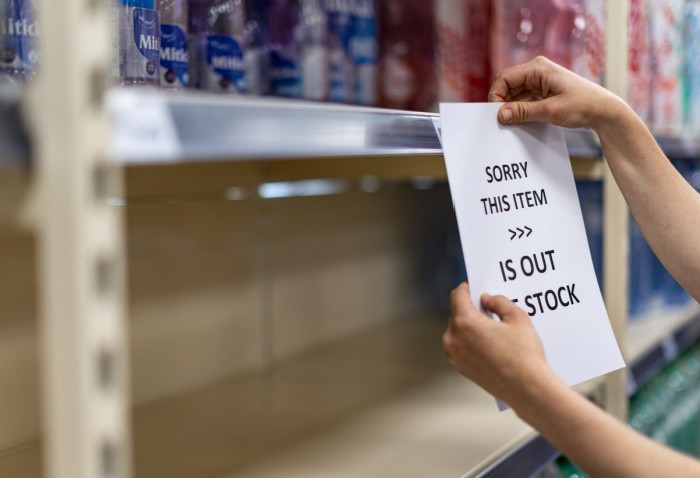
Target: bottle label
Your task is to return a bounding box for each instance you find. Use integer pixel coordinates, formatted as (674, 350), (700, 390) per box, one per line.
(204, 34), (245, 92)
(0, 0), (39, 77)
(119, 5), (160, 83)
(160, 23), (189, 87)
(326, 0), (353, 102)
(119, 0), (155, 8)
(269, 50), (301, 98)
(350, 0), (377, 104)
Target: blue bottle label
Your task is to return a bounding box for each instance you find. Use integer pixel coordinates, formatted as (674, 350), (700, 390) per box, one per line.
(349, 0), (377, 65)
(134, 7), (159, 69)
(350, 0), (377, 104)
(0, 0), (39, 75)
(205, 35), (245, 92)
(269, 50), (301, 98)
(326, 0), (353, 102)
(119, 0), (155, 9)
(160, 24), (189, 87)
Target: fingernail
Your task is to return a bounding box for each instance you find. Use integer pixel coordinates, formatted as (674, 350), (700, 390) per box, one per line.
(501, 108), (513, 123)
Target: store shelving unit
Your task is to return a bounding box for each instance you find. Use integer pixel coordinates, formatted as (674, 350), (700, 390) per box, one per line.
(3, 0), (700, 477)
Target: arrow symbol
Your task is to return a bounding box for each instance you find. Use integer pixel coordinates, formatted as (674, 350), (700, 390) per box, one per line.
(508, 226), (533, 240)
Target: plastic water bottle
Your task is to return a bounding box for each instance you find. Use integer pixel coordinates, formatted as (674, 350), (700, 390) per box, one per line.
(115, 0), (161, 86)
(629, 0), (652, 123)
(325, 0), (353, 103)
(268, 0), (302, 98)
(378, 0), (436, 111)
(159, 0), (189, 88)
(243, 0), (270, 96)
(268, 0), (328, 100)
(198, 0), (247, 93)
(492, 0), (554, 72)
(648, 0), (685, 135)
(299, 0), (328, 100)
(0, 0), (39, 84)
(349, 0), (377, 105)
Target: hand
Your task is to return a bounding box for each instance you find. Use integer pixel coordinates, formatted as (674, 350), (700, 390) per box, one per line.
(442, 282), (555, 404)
(488, 56), (627, 133)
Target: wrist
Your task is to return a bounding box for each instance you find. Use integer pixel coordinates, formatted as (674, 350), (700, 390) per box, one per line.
(507, 364), (568, 420)
(591, 93), (637, 139)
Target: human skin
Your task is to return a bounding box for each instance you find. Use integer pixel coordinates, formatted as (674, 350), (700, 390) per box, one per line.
(442, 56), (700, 477)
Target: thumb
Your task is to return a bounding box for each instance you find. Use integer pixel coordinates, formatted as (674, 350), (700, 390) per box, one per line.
(499, 101), (550, 125)
(481, 293), (524, 323)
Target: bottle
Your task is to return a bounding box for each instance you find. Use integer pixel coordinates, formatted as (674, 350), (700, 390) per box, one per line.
(325, 0), (353, 103)
(465, 0), (493, 102)
(268, 0), (302, 98)
(115, 0), (161, 86)
(299, 0), (328, 100)
(379, 0), (436, 111)
(268, 0), (328, 100)
(243, 0), (270, 96)
(629, 0), (652, 123)
(0, 0), (39, 85)
(648, 0), (685, 135)
(349, 0), (377, 105)
(198, 0), (247, 93)
(159, 0), (189, 89)
(492, 0), (555, 73)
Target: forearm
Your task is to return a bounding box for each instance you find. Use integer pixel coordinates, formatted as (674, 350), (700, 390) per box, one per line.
(595, 103), (700, 299)
(512, 371), (700, 477)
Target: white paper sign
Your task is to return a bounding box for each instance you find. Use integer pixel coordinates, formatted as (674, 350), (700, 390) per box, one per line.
(440, 103), (625, 388)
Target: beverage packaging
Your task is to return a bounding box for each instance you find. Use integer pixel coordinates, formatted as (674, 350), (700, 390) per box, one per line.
(573, 0), (605, 85)
(268, 0), (328, 100)
(196, 0), (247, 93)
(648, 0), (685, 135)
(629, 0), (653, 123)
(492, 0), (603, 85)
(0, 0), (38, 84)
(159, 0), (189, 88)
(491, 0), (554, 73)
(435, 0), (469, 102)
(378, 0), (435, 111)
(267, 0), (302, 98)
(299, 0), (328, 100)
(325, 0), (353, 103)
(349, 0), (377, 105)
(115, 0), (161, 86)
(244, 0), (270, 96)
(685, 0), (700, 133)
(435, 0), (492, 103)
(465, 0), (493, 101)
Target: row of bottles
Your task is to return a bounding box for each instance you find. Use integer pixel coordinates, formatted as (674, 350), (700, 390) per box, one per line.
(0, 0), (380, 103)
(9, 0), (700, 131)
